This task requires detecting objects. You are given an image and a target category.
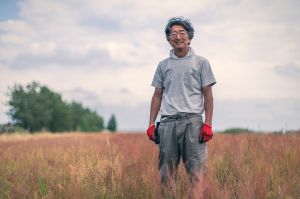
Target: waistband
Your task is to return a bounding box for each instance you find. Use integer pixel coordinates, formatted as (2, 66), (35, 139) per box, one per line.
(160, 113), (201, 122)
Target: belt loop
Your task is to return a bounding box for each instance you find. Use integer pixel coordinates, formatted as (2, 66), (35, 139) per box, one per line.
(186, 113), (191, 123)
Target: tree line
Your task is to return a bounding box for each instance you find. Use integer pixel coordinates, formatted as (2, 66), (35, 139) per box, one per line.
(6, 81), (117, 133)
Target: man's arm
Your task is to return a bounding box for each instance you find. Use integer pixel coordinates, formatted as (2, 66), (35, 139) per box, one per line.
(202, 85), (214, 125)
(149, 88), (163, 127)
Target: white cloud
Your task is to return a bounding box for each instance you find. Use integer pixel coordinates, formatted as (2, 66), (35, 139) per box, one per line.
(8, 46), (121, 69)
(214, 98), (300, 131)
(0, 0), (300, 130)
(274, 63), (300, 79)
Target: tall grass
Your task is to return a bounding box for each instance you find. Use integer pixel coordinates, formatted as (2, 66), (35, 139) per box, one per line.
(0, 132), (299, 198)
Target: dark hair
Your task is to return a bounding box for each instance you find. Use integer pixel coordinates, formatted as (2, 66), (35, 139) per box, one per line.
(165, 16), (194, 41)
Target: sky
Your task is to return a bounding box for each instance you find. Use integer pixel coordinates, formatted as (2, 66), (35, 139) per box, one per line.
(0, 0), (299, 132)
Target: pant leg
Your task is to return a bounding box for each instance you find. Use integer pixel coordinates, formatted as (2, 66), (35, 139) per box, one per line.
(179, 116), (208, 199)
(157, 120), (180, 196)
(182, 116), (208, 182)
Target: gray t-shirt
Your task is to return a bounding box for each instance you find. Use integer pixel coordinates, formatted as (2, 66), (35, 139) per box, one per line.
(151, 48), (216, 116)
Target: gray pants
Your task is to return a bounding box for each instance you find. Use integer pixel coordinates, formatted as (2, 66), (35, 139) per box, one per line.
(157, 113), (207, 186)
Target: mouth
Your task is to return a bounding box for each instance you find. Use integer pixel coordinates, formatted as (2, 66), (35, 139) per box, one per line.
(175, 41), (183, 45)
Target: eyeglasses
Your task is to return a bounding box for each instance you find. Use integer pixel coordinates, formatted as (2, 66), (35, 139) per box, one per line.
(170, 30), (188, 38)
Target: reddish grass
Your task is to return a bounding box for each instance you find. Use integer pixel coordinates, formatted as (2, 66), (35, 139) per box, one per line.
(0, 132), (299, 198)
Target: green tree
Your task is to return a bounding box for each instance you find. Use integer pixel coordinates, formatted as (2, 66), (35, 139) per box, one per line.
(7, 81), (104, 132)
(68, 102), (104, 132)
(107, 114), (117, 132)
(8, 82), (56, 132)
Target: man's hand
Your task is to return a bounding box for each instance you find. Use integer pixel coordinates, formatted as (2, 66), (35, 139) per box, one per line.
(147, 124), (155, 141)
(199, 123), (213, 143)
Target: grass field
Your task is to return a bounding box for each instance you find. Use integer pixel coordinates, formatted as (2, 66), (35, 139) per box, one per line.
(0, 132), (299, 199)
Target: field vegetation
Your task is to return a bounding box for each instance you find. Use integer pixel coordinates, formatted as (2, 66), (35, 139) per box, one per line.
(0, 132), (299, 198)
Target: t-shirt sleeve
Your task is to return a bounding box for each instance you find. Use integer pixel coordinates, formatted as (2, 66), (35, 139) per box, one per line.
(151, 63), (163, 88)
(200, 59), (216, 87)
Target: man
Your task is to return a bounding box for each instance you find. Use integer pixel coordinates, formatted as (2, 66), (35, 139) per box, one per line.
(147, 16), (216, 198)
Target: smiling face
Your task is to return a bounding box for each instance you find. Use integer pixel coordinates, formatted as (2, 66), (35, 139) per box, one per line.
(169, 25), (191, 52)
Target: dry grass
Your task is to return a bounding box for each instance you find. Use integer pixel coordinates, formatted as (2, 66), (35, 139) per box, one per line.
(0, 132), (299, 199)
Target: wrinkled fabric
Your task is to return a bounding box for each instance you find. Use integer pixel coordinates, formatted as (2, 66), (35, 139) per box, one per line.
(157, 114), (207, 185)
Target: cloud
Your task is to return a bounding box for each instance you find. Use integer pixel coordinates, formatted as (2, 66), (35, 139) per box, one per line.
(60, 88), (300, 131)
(79, 15), (122, 32)
(214, 98), (300, 131)
(274, 63), (300, 79)
(7, 46), (125, 69)
(191, 0), (300, 64)
(61, 87), (150, 131)
(89, 98), (300, 131)
(93, 102), (150, 131)
(63, 87), (100, 102)
(1, 0), (300, 131)
(62, 86), (141, 110)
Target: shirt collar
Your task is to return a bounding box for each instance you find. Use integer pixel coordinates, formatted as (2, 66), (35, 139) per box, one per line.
(169, 47), (194, 59)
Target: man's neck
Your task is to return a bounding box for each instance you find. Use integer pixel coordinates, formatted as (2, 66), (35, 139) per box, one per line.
(174, 48), (189, 58)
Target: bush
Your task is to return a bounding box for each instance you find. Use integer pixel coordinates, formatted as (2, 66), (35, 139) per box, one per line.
(222, 127), (252, 134)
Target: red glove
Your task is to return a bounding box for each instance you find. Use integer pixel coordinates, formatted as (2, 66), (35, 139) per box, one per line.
(199, 123), (213, 143)
(147, 124), (155, 141)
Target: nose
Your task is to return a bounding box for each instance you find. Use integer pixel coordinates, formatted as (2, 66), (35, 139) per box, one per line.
(175, 33), (181, 39)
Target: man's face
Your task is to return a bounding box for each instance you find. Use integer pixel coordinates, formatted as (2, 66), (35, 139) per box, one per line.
(169, 25), (190, 50)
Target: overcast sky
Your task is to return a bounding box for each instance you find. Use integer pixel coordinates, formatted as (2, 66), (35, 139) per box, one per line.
(0, 0), (299, 131)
